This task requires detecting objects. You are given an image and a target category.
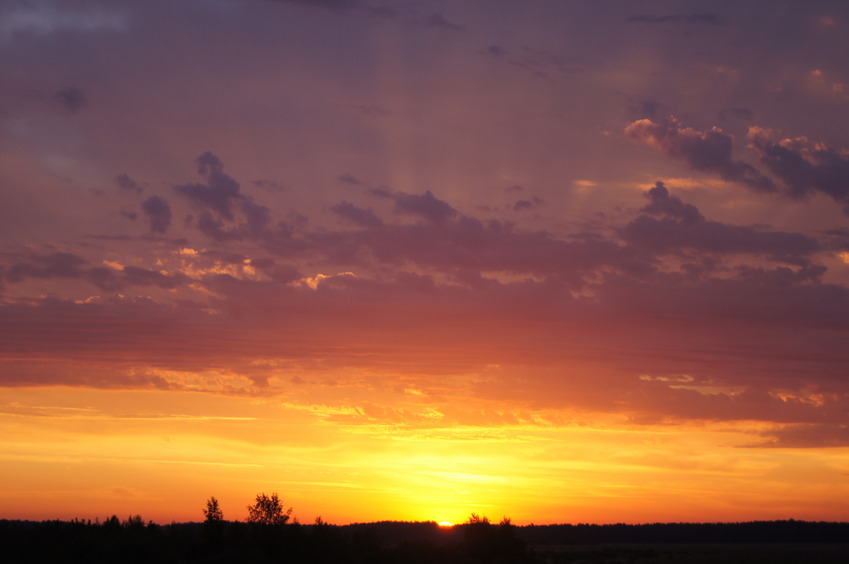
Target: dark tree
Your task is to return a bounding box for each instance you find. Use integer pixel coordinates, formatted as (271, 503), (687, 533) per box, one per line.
(246, 492), (292, 525)
(203, 496), (223, 522)
(461, 513), (530, 563)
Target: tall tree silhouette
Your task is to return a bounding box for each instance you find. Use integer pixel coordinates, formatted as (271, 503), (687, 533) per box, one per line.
(203, 496), (223, 522)
(246, 492), (292, 525)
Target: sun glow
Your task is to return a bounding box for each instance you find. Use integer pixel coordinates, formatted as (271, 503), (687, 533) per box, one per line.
(438, 521), (453, 527)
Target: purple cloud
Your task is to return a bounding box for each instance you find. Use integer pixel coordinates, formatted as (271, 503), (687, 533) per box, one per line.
(115, 173), (143, 193)
(54, 87), (87, 113)
(641, 181), (704, 225)
(175, 152), (242, 220)
(626, 118), (774, 192)
(331, 201), (384, 228)
(174, 153), (271, 239)
(622, 183), (820, 262)
(392, 190), (458, 225)
(7, 252), (87, 282)
(141, 196), (172, 234)
(748, 127), (849, 213)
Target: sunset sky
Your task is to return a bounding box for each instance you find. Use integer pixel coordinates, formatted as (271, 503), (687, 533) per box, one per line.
(3, 0), (849, 526)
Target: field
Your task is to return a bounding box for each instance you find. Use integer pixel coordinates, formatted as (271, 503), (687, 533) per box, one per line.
(531, 543), (849, 564)
(2, 519), (849, 563)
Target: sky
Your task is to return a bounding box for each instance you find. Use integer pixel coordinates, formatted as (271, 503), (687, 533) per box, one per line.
(2, 0), (849, 526)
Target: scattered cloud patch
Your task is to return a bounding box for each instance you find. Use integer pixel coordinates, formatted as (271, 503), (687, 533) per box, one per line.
(626, 117), (774, 192)
(748, 127), (849, 212)
(115, 174), (143, 193)
(141, 196), (172, 234)
(174, 153), (271, 240)
(331, 201), (384, 228)
(53, 87), (86, 113)
(393, 190), (458, 225)
(338, 173), (361, 185)
(513, 197), (544, 212)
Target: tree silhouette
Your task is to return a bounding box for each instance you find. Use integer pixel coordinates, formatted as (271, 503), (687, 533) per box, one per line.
(203, 496), (223, 522)
(246, 492), (292, 525)
(461, 513), (530, 563)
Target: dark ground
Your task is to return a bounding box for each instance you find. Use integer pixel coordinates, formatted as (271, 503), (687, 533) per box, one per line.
(530, 543), (849, 564)
(2, 518), (848, 563)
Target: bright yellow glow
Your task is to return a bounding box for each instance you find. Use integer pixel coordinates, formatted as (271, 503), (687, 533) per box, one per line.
(438, 521), (453, 527)
(2, 384), (849, 524)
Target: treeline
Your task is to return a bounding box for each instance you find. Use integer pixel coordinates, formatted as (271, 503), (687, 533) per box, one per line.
(0, 516), (530, 564)
(517, 520), (849, 545)
(3, 501), (849, 564)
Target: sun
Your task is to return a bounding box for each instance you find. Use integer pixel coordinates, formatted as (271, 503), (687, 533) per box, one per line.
(438, 521), (453, 527)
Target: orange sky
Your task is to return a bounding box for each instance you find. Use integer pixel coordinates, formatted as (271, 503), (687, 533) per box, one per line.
(3, 381), (849, 525)
(3, 0), (849, 525)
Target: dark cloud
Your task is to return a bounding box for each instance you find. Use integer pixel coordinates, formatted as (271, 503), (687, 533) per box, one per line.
(141, 196), (172, 234)
(307, 182), (832, 304)
(331, 201), (384, 228)
(392, 190), (458, 225)
(196, 211), (228, 241)
(114, 173), (143, 193)
(3, 251), (188, 292)
(241, 199), (272, 236)
(627, 13), (723, 25)
(748, 128), (849, 212)
(616, 183), (824, 273)
(175, 152), (241, 220)
(513, 197), (543, 212)
(85, 267), (123, 291)
(641, 181), (704, 225)
(174, 152), (271, 239)
(7, 252), (87, 282)
(629, 119), (849, 214)
(311, 199), (632, 289)
(623, 194), (820, 263)
(626, 118), (775, 192)
(338, 173), (361, 185)
(54, 87), (86, 113)
(252, 179), (286, 192)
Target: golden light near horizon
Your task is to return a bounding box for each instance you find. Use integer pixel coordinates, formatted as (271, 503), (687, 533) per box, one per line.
(4, 385), (849, 525)
(438, 521), (454, 527)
